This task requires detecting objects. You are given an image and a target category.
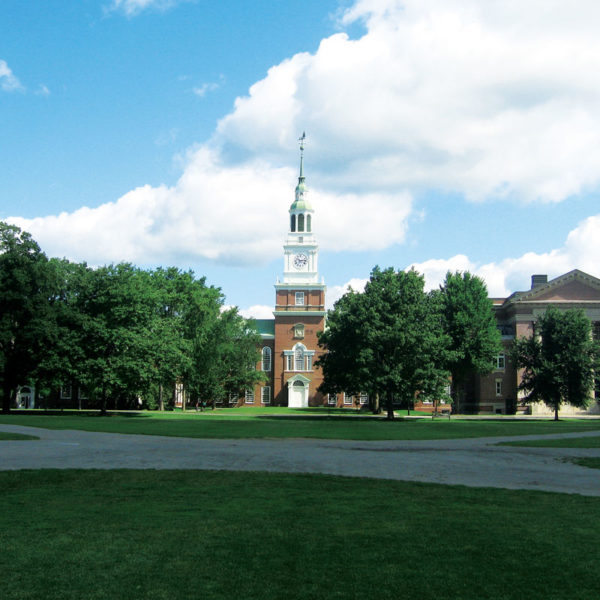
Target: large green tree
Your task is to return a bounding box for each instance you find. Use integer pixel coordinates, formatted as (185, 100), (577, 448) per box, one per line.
(318, 267), (449, 419)
(187, 308), (265, 408)
(513, 307), (599, 420)
(0, 222), (55, 413)
(440, 271), (502, 413)
(73, 263), (160, 413)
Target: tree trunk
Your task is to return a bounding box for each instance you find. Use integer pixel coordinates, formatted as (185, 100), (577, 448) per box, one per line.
(100, 387), (108, 416)
(386, 391), (395, 420)
(451, 374), (460, 415)
(2, 381), (13, 414)
(554, 405), (559, 421)
(158, 383), (164, 411)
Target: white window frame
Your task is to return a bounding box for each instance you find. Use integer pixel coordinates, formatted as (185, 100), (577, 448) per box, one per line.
(495, 379), (503, 397)
(245, 389), (254, 404)
(495, 353), (506, 370)
(359, 392), (369, 405)
(60, 385), (72, 400)
(343, 393), (353, 405)
(294, 346), (305, 371)
(262, 346), (272, 371)
(295, 292), (305, 306)
(327, 393), (337, 405)
(261, 386), (271, 405)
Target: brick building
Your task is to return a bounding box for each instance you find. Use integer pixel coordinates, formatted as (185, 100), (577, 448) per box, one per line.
(245, 137), (330, 408)
(240, 144), (600, 415)
(468, 270), (600, 416)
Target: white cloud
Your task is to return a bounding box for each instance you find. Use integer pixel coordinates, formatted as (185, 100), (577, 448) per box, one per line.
(409, 213), (600, 296)
(108, 0), (183, 16)
(216, 0), (600, 203)
(35, 84), (50, 96)
(193, 76), (224, 98)
(6, 145), (413, 267)
(9, 0), (600, 273)
(239, 305), (275, 320)
(0, 59), (23, 92)
(327, 277), (368, 309)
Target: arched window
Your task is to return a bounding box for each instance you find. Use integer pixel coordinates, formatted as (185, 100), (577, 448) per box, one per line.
(306, 214), (312, 232)
(298, 213), (305, 232)
(262, 346), (272, 371)
(294, 346), (305, 371)
(290, 214), (296, 232)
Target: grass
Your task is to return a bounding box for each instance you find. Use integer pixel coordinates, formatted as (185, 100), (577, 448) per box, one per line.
(500, 436), (600, 448)
(0, 431), (38, 441)
(0, 470), (598, 600)
(570, 457), (600, 469)
(1, 409), (600, 440)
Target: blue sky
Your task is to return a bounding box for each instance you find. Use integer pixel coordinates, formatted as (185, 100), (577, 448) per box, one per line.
(3, 0), (600, 316)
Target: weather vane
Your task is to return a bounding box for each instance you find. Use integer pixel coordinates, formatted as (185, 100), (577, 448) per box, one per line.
(298, 131), (306, 155)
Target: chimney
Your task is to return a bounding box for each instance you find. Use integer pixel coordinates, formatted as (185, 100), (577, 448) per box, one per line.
(531, 274), (548, 289)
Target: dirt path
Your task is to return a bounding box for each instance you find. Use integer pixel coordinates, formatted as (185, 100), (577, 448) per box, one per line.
(1, 424), (599, 496)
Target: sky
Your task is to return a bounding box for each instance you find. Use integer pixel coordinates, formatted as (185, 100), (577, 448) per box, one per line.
(2, 0), (600, 318)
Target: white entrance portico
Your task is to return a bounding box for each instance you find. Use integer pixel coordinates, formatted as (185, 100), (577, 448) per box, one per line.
(287, 374), (311, 408)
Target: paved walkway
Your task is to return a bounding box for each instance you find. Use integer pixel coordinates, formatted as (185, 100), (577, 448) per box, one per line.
(1, 424), (599, 496)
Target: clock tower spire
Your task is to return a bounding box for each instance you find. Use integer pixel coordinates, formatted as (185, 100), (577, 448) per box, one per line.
(282, 132), (320, 284)
(273, 133), (327, 408)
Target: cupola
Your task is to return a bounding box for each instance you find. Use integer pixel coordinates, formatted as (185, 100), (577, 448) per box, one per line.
(289, 132), (314, 234)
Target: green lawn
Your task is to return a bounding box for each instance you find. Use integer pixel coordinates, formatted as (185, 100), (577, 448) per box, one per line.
(0, 470), (598, 600)
(1, 410), (600, 440)
(500, 435), (600, 448)
(570, 457), (600, 469)
(0, 431), (38, 441)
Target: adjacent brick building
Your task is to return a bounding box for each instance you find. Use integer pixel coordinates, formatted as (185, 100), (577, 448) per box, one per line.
(236, 145), (600, 415)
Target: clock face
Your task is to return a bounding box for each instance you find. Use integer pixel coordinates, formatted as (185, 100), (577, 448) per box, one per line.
(293, 253), (308, 269)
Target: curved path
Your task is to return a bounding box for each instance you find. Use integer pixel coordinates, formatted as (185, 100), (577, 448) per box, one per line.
(1, 424), (599, 496)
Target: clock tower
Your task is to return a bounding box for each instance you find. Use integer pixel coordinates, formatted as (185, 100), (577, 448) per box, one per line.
(273, 134), (327, 407)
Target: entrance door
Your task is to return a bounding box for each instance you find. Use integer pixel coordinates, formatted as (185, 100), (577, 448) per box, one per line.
(289, 380), (308, 408)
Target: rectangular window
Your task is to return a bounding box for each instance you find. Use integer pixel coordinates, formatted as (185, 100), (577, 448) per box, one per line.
(261, 386), (271, 405)
(262, 347), (271, 371)
(494, 354), (505, 369)
(295, 292), (305, 306)
(60, 385), (72, 400)
(286, 355), (293, 371)
(343, 393), (353, 405)
(306, 355), (312, 371)
(327, 393), (337, 405)
(495, 379), (502, 397)
(359, 392), (369, 405)
(295, 348), (304, 371)
(245, 389), (254, 404)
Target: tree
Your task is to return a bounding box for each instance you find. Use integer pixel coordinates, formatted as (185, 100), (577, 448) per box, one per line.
(31, 258), (89, 408)
(440, 271), (502, 413)
(187, 308), (265, 408)
(317, 267), (449, 419)
(74, 263), (160, 414)
(0, 222), (54, 413)
(513, 307), (599, 420)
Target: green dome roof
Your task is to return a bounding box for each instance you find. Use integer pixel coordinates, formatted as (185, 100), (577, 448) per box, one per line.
(290, 177), (312, 211)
